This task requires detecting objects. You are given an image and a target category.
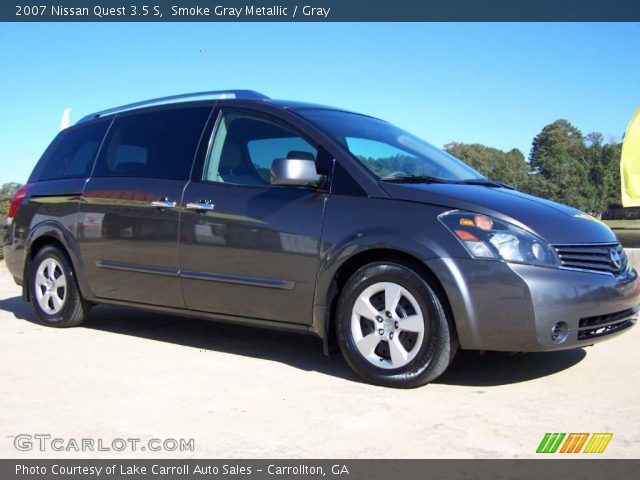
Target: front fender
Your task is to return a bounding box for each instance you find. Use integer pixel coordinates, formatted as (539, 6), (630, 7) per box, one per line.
(315, 228), (448, 309)
(311, 196), (468, 347)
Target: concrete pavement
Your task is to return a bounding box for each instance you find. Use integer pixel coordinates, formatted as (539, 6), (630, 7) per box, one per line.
(0, 260), (639, 459)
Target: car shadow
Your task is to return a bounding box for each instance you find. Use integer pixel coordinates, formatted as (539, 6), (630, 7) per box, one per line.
(436, 348), (587, 386)
(0, 295), (586, 387)
(0, 295), (359, 383)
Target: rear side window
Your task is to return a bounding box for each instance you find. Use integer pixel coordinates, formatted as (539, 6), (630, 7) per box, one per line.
(32, 121), (110, 182)
(93, 107), (210, 180)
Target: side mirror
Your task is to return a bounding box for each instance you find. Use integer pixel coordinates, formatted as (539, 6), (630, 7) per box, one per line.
(270, 158), (325, 187)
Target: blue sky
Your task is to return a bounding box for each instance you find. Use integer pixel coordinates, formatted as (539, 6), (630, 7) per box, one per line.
(1, 22), (639, 184)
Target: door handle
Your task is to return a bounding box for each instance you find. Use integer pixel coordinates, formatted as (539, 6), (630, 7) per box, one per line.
(150, 199), (177, 209)
(186, 201), (215, 211)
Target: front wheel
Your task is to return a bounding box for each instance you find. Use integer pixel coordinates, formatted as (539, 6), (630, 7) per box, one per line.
(30, 245), (91, 327)
(336, 262), (457, 388)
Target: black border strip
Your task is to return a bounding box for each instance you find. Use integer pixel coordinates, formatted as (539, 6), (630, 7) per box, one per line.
(4, 0), (640, 22)
(3, 459), (640, 480)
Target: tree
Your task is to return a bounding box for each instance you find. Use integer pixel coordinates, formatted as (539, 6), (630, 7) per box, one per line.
(0, 182), (21, 220)
(0, 182), (20, 199)
(583, 133), (622, 215)
(528, 120), (592, 211)
(445, 143), (530, 189)
(602, 142), (622, 207)
(445, 120), (624, 215)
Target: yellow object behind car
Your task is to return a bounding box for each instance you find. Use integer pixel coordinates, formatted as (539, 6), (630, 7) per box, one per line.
(621, 106), (640, 207)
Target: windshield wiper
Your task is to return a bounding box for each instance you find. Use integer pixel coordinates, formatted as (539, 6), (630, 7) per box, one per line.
(380, 174), (450, 184)
(454, 178), (514, 189)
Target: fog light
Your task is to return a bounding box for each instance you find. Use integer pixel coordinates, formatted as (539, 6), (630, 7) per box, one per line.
(551, 322), (569, 343)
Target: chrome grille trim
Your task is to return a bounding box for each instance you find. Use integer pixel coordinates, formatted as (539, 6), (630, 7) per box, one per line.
(553, 242), (628, 275)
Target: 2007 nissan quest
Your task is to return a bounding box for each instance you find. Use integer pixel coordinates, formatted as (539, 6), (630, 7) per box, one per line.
(4, 90), (639, 387)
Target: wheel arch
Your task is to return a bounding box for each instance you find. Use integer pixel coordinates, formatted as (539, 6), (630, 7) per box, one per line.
(313, 246), (457, 355)
(23, 222), (89, 302)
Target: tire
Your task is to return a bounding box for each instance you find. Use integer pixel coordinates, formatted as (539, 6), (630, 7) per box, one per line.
(336, 261), (457, 388)
(29, 245), (90, 327)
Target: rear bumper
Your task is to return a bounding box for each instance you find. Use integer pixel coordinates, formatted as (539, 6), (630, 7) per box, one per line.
(427, 257), (639, 352)
(3, 224), (22, 280)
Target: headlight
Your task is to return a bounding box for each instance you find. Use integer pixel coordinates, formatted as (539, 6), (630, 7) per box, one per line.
(438, 210), (559, 267)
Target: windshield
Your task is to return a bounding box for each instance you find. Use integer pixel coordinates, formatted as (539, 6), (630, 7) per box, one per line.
(297, 108), (484, 182)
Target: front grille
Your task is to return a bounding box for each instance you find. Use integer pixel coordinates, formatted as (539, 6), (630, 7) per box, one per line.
(578, 306), (639, 341)
(553, 243), (628, 275)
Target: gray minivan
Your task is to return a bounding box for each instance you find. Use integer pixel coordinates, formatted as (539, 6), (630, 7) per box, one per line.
(4, 90), (638, 387)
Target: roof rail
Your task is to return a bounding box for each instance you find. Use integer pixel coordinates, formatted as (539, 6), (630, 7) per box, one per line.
(77, 90), (269, 124)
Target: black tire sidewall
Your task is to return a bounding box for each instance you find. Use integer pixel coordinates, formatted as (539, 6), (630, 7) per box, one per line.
(337, 262), (453, 387)
(30, 246), (82, 326)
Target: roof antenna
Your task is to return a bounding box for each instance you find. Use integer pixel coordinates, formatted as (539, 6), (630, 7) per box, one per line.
(59, 107), (71, 130)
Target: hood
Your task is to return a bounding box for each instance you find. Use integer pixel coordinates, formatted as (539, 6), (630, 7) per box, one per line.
(380, 182), (618, 245)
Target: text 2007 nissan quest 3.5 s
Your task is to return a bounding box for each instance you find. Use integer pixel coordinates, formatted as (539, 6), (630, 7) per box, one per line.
(4, 90), (639, 387)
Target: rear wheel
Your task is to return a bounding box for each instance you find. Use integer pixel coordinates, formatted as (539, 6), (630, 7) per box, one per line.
(30, 245), (90, 327)
(336, 262), (457, 388)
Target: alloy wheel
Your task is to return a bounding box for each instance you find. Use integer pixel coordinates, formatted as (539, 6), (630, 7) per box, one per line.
(350, 281), (426, 369)
(34, 257), (67, 315)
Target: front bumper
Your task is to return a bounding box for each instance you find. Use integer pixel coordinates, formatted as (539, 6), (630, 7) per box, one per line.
(426, 257), (639, 352)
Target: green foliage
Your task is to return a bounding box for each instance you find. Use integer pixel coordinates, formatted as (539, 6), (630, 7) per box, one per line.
(525, 120), (622, 214)
(444, 143), (530, 190)
(0, 182), (20, 219)
(526, 120), (592, 210)
(448, 120), (623, 216)
(0, 182), (21, 198)
(357, 154), (438, 178)
(584, 134), (622, 212)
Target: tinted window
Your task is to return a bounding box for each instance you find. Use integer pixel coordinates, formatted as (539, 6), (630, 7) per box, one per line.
(93, 107), (210, 180)
(297, 108), (483, 181)
(345, 137), (422, 176)
(204, 112), (317, 186)
(35, 121), (109, 181)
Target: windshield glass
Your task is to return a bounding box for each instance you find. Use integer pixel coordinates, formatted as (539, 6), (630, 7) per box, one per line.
(297, 109), (484, 182)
